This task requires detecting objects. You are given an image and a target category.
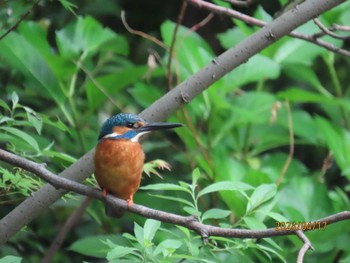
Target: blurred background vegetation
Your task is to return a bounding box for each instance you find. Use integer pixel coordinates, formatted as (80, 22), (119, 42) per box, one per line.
(0, 0), (350, 262)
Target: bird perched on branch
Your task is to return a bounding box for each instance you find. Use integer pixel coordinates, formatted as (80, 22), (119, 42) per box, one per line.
(94, 113), (183, 217)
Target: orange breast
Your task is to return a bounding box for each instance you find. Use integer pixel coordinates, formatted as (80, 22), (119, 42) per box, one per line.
(94, 139), (144, 200)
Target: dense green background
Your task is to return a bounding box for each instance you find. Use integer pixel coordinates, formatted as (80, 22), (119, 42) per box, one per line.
(0, 0), (350, 262)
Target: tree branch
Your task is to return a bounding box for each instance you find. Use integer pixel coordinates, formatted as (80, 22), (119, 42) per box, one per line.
(0, 0), (346, 245)
(296, 230), (315, 263)
(167, 1), (188, 90)
(313, 18), (350, 40)
(0, 149), (349, 238)
(0, 0), (41, 41)
(186, 0), (350, 57)
(223, 0), (254, 8)
(41, 197), (92, 263)
(0, 148), (350, 253)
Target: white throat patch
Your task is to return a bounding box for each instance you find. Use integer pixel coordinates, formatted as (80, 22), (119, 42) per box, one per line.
(103, 132), (120, 139)
(131, 131), (150, 142)
(103, 131), (150, 142)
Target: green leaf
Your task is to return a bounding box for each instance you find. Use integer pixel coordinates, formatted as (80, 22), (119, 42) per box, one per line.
(274, 108), (320, 144)
(11, 92), (19, 110)
(154, 239), (182, 257)
(69, 235), (123, 258)
(243, 216), (267, 229)
(134, 222), (144, 247)
(58, 0), (78, 14)
(0, 116), (13, 125)
(256, 243), (286, 263)
(42, 150), (77, 163)
(254, 6), (272, 22)
(143, 219), (161, 243)
(0, 256), (22, 263)
(0, 99), (11, 112)
(176, 225), (191, 239)
(0, 33), (65, 105)
(228, 92), (277, 124)
(197, 181), (253, 199)
(192, 168), (201, 189)
(107, 246), (137, 260)
(329, 187), (350, 211)
(222, 55), (280, 92)
(25, 109), (42, 135)
(17, 21), (75, 79)
(277, 87), (347, 105)
(128, 82), (163, 108)
(316, 117), (350, 176)
(140, 183), (191, 193)
(161, 20), (214, 76)
(18, 22), (52, 59)
(41, 115), (69, 132)
(267, 212), (289, 223)
(282, 64), (331, 97)
(85, 66), (147, 110)
(247, 184), (277, 212)
(183, 206), (200, 217)
(56, 16), (117, 58)
(202, 208), (231, 221)
(217, 27), (246, 50)
(0, 127), (39, 152)
(148, 194), (193, 207)
(274, 38), (325, 65)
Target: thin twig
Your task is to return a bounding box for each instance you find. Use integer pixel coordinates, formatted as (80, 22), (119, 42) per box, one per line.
(331, 24), (350, 32)
(171, 11), (215, 177)
(77, 62), (123, 111)
(223, 0), (254, 8)
(167, 1), (188, 90)
(121, 10), (169, 51)
(0, 0), (41, 41)
(296, 230), (314, 263)
(41, 197), (92, 263)
(185, 0), (350, 57)
(314, 18), (350, 40)
(276, 101), (294, 186)
(182, 13), (214, 41)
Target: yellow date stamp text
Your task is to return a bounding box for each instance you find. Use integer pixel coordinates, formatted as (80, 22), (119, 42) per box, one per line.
(275, 221), (327, 231)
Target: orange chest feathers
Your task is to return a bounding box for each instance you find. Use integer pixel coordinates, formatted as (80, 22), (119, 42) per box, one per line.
(93, 139), (145, 200)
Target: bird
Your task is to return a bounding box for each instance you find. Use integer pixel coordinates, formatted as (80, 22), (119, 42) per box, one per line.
(94, 113), (183, 217)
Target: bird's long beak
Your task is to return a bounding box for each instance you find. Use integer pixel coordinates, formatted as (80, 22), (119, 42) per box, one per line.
(138, 122), (183, 133)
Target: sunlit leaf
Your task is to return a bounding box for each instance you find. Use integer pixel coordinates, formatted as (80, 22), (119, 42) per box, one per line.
(107, 246), (137, 260)
(197, 181), (253, 198)
(243, 216), (267, 229)
(140, 183), (191, 194)
(0, 127), (39, 152)
(0, 33), (65, 105)
(202, 208), (231, 221)
(0, 256), (22, 263)
(144, 219), (161, 243)
(247, 184), (277, 212)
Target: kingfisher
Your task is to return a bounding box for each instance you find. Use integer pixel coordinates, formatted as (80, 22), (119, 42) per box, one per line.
(94, 113), (183, 216)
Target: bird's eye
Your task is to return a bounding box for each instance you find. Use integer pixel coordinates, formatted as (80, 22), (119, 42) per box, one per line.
(126, 122), (134, 128)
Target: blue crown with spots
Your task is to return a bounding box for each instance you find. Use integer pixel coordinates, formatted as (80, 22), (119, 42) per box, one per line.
(98, 113), (145, 140)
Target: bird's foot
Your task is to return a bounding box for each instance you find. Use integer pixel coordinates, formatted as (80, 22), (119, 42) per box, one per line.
(127, 195), (133, 207)
(102, 188), (108, 197)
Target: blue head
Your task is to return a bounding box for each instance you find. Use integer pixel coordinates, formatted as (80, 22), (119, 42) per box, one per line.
(98, 113), (183, 142)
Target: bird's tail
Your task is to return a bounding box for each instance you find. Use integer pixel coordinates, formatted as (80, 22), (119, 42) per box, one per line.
(105, 203), (125, 218)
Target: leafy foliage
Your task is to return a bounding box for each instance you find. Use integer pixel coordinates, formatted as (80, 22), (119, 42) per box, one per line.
(1, 0), (350, 262)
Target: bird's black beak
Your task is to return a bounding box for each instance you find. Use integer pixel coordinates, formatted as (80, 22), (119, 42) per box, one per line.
(138, 122), (183, 133)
